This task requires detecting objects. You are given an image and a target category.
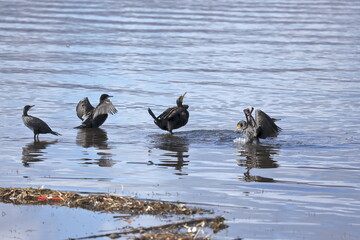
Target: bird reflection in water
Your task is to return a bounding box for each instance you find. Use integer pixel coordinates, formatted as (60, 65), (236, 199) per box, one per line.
(236, 143), (279, 182)
(76, 128), (114, 167)
(22, 140), (58, 167)
(149, 134), (189, 175)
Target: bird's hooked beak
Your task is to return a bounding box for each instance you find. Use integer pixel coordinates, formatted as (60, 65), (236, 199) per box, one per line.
(24, 105), (35, 113)
(104, 95), (113, 101)
(179, 92), (187, 102)
(235, 124), (242, 132)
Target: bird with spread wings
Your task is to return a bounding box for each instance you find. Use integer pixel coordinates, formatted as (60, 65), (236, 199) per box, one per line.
(237, 107), (281, 143)
(76, 94), (118, 128)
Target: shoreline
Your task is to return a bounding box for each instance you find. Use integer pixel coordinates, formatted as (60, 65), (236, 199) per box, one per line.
(0, 187), (227, 239)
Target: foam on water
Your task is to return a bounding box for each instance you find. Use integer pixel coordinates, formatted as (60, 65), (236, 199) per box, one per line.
(233, 136), (247, 145)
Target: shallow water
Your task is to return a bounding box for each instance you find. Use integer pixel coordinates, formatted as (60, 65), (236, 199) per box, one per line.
(1, 0), (360, 239)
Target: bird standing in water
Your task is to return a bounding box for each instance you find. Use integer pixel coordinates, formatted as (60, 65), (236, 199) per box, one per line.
(148, 92), (189, 134)
(22, 105), (61, 141)
(236, 107), (281, 143)
(76, 94), (118, 128)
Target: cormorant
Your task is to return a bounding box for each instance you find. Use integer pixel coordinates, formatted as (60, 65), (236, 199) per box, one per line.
(236, 107), (281, 143)
(148, 92), (189, 134)
(76, 94), (118, 128)
(22, 105), (61, 141)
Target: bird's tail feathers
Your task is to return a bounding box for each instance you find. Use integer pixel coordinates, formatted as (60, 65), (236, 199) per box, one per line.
(51, 131), (61, 136)
(148, 108), (157, 120)
(276, 125), (282, 132)
(271, 118), (281, 122)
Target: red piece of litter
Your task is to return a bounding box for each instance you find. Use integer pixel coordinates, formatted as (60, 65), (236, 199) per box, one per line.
(51, 197), (64, 201)
(37, 196), (64, 201)
(38, 196), (50, 201)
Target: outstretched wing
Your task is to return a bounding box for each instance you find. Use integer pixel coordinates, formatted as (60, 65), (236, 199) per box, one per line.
(255, 109), (281, 139)
(76, 97), (95, 120)
(93, 99), (118, 119)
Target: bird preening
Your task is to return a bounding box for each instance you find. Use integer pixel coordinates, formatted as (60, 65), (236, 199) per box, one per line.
(148, 92), (189, 134)
(22, 105), (61, 141)
(76, 94), (118, 128)
(236, 107), (281, 143)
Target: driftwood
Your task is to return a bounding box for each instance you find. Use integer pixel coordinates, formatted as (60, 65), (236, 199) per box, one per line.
(69, 216), (227, 240)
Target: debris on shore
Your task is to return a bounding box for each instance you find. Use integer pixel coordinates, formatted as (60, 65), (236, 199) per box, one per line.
(0, 187), (227, 239)
(70, 216), (227, 240)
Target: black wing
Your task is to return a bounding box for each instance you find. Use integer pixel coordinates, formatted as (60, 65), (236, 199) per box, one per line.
(28, 116), (53, 133)
(255, 109), (281, 139)
(76, 97), (95, 120)
(157, 106), (178, 120)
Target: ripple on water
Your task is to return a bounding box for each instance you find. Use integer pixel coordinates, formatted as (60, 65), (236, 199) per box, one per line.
(1, 0), (360, 239)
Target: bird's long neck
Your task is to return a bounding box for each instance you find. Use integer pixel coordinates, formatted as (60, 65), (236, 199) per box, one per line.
(176, 99), (183, 107)
(23, 108), (29, 116)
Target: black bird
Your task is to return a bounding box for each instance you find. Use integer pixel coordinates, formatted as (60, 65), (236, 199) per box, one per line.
(236, 107), (281, 143)
(22, 105), (61, 141)
(148, 92), (189, 134)
(76, 94), (118, 128)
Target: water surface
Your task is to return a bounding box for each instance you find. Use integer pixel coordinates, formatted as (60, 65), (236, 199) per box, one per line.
(1, 0), (360, 239)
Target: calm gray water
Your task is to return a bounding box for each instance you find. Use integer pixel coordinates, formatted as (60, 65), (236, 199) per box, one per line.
(1, 0), (360, 239)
